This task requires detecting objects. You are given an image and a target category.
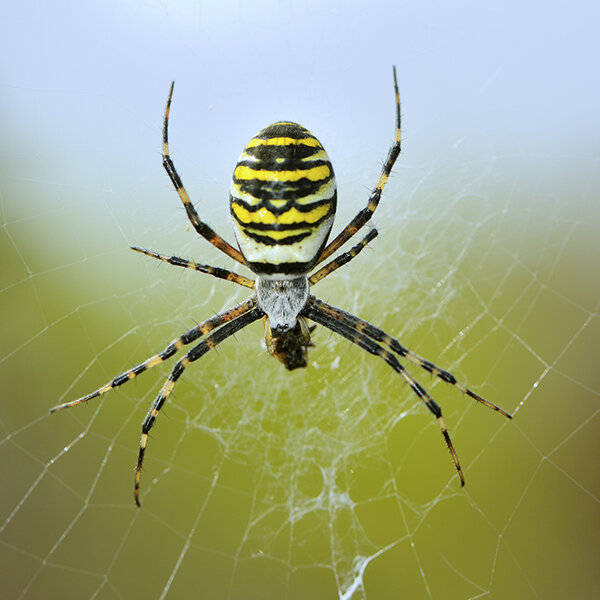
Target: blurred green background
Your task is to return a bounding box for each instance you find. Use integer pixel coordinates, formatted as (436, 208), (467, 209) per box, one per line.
(1, 1), (599, 599)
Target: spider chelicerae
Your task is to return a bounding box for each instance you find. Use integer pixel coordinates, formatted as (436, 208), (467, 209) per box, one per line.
(52, 68), (512, 505)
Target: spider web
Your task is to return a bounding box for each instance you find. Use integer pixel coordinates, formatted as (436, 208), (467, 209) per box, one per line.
(2, 1), (599, 599)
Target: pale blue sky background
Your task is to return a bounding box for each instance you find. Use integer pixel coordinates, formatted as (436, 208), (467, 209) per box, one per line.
(4, 0), (598, 190)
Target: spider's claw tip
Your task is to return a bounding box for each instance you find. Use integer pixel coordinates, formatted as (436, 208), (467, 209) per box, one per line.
(496, 406), (513, 419)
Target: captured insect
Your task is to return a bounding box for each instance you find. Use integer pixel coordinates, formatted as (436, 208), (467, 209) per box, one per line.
(52, 68), (512, 505)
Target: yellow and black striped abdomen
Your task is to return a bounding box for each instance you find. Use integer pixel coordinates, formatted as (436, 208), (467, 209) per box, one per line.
(230, 122), (336, 277)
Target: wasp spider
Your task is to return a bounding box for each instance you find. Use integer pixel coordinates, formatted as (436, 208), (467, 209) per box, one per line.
(52, 68), (512, 505)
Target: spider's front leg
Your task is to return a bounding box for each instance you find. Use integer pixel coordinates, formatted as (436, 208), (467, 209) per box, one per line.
(130, 245), (254, 288)
(162, 81), (246, 265)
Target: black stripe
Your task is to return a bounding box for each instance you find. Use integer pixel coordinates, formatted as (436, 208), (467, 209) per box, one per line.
(240, 228), (311, 246)
(133, 363), (150, 375)
(235, 158), (331, 173)
(425, 399), (442, 418)
(256, 122), (316, 140)
(113, 373), (133, 386)
(142, 414), (155, 431)
(231, 194), (336, 215)
(232, 176), (333, 200)
(243, 144), (322, 161)
(170, 362), (185, 381)
(231, 196), (293, 215)
(437, 370), (457, 384)
(246, 258), (317, 275)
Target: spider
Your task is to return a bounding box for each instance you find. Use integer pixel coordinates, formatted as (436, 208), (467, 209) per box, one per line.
(51, 67), (512, 506)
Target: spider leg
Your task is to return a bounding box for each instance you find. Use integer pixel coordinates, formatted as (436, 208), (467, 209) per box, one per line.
(162, 82), (246, 265)
(308, 228), (378, 285)
(131, 246), (255, 288)
(135, 306), (262, 505)
(315, 66), (401, 265)
(308, 297), (512, 419)
(50, 298), (257, 413)
(303, 302), (467, 486)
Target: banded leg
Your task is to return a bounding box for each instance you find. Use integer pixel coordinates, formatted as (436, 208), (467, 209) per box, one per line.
(308, 228), (378, 285)
(302, 303), (465, 485)
(50, 298), (257, 413)
(308, 297), (512, 419)
(162, 82), (246, 265)
(135, 306), (262, 505)
(131, 246), (255, 288)
(316, 66), (401, 265)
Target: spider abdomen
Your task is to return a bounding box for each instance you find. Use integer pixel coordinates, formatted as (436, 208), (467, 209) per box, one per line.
(230, 122), (336, 277)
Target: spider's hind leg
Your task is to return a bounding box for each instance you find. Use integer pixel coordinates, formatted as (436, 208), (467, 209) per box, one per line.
(303, 300), (465, 484)
(135, 305), (263, 505)
(303, 298), (511, 486)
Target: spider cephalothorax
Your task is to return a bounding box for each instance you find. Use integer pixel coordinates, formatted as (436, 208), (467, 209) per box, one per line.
(255, 276), (312, 369)
(51, 68), (511, 506)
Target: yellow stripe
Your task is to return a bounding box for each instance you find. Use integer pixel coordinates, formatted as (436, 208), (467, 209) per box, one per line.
(279, 205), (330, 225)
(269, 199), (287, 208)
(162, 380), (175, 396)
(245, 136), (321, 148)
(302, 149), (329, 161)
(234, 164), (330, 182)
(232, 205), (274, 224)
(232, 203), (330, 226)
(146, 355), (163, 368)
